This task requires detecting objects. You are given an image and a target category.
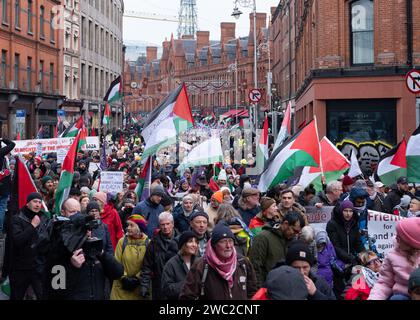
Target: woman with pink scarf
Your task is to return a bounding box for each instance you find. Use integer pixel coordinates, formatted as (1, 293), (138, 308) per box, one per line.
(180, 223), (258, 300)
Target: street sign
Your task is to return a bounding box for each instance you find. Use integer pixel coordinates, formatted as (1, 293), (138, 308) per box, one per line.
(406, 69), (420, 94)
(249, 89), (262, 102)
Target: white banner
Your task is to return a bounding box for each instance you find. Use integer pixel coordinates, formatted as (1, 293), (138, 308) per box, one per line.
(89, 162), (100, 174)
(99, 171), (124, 194)
(305, 206), (334, 234)
(367, 210), (406, 256)
(12, 137), (100, 155)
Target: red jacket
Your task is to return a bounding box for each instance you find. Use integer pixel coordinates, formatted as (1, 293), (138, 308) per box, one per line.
(100, 204), (124, 250)
(252, 288), (269, 300)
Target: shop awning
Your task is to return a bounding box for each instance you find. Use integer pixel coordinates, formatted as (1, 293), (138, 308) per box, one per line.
(220, 108), (248, 119)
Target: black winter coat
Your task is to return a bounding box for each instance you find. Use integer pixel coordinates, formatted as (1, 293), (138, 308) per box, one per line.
(161, 253), (197, 300)
(383, 185), (413, 214)
(326, 206), (363, 264)
(0, 138), (16, 196)
(140, 231), (179, 300)
(309, 272), (337, 300)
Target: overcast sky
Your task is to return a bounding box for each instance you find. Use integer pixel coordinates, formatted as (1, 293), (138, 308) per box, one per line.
(123, 0), (279, 45)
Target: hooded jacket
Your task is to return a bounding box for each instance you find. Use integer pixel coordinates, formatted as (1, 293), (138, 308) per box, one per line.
(326, 205), (363, 264)
(134, 198), (164, 238)
(248, 224), (288, 287)
(101, 203), (124, 250)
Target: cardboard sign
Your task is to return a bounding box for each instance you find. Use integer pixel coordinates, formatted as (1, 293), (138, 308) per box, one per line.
(12, 137), (100, 155)
(305, 206), (334, 234)
(56, 148), (67, 164)
(99, 171), (124, 194)
(367, 210), (405, 256)
(89, 162), (100, 174)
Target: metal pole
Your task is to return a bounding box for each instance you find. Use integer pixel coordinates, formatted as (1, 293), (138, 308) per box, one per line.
(235, 59), (238, 123)
(253, 1), (258, 130)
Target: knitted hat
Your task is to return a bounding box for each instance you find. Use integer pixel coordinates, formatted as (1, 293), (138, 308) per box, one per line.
(340, 200), (354, 212)
(342, 175), (354, 186)
(218, 170), (227, 181)
(150, 185), (166, 197)
(86, 201), (100, 213)
(80, 186), (91, 194)
(408, 268), (420, 292)
(128, 214), (148, 234)
(286, 241), (314, 266)
(266, 266), (308, 300)
(178, 231), (198, 250)
(189, 210), (209, 222)
(354, 179), (368, 189)
(211, 190), (224, 203)
(210, 223), (235, 247)
(242, 187), (260, 198)
(260, 197), (276, 212)
(93, 191), (107, 204)
(41, 175), (53, 185)
(26, 192), (43, 203)
(396, 218), (420, 250)
(400, 195), (412, 208)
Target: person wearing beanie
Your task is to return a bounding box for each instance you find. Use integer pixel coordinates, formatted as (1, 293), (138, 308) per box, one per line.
(407, 196), (420, 218)
(393, 194), (412, 217)
(408, 267), (420, 300)
(161, 231), (198, 300)
(8, 191), (49, 300)
(216, 169), (227, 189)
(342, 175), (354, 193)
(249, 197), (280, 236)
(110, 214), (150, 300)
(189, 210), (210, 257)
(180, 223), (258, 300)
(80, 186), (91, 198)
(173, 195), (196, 233)
(284, 240), (336, 300)
(252, 265), (309, 300)
(368, 218), (420, 300)
(92, 191), (108, 209)
(205, 190), (223, 231)
(348, 187), (370, 248)
(326, 200), (363, 281)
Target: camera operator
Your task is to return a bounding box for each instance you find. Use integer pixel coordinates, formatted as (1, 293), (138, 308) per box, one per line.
(44, 198), (123, 300)
(9, 192), (49, 300)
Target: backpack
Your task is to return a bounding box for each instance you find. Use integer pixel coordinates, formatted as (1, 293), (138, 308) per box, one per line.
(121, 235), (150, 255)
(199, 256), (248, 297)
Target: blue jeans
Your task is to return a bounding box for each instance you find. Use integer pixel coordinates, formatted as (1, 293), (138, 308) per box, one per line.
(389, 294), (410, 300)
(0, 195), (9, 233)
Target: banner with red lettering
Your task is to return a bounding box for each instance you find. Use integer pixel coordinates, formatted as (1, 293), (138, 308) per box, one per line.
(304, 206), (334, 234)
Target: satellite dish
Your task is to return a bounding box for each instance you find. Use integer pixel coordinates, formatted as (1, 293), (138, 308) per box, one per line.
(130, 82), (138, 89)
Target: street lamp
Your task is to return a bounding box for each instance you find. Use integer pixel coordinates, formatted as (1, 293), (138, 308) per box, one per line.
(228, 60), (238, 123)
(231, 0), (258, 130)
(258, 41), (272, 134)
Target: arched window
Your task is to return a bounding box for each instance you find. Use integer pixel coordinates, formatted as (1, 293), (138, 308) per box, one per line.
(351, 0), (374, 64)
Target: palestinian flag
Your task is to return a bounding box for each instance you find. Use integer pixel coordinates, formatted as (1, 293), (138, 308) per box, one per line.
(272, 101), (292, 152)
(55, 131), (81, 214)
(103, 75), (122, 104)
(298, 137), (350, 191)
(377, 139), (407, 186)
(77, 123), (88, 150)
(103, 103), (111, 125)
(256, 115), (269, 172)
(258, 119), (321, 192)
(141, 83), (195, 159)
(135, 156), (152, 201)
(60, 116), (84, 138)
(407, 125), (420, 183)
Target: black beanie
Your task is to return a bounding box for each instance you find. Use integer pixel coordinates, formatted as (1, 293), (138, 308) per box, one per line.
(189, 210), (209, 222)
(211, 223), (235, 247)
(286, 240), (314, 266)
(26, 192), (43, 203)
(86, 201), (100, 213)
(178, 231), (198, 250)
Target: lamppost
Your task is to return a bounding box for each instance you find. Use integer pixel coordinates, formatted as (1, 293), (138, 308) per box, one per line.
(258, 41), (272, 134)
(232, 0), (258, 130)
(228, 60), (239, 123)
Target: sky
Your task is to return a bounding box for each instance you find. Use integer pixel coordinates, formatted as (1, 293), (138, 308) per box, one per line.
(123, 0), (279, 45)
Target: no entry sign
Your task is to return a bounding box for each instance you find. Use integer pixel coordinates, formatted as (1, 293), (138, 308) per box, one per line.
(406, 69), (420, 94)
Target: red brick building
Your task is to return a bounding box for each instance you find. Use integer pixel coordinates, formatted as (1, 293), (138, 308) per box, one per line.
(124, 13), (272, 123)
(0, 0), (64, 139)
(271, 0), (420, 174)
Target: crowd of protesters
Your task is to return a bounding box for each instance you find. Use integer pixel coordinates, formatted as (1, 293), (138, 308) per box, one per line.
(0, 131), (420, 301)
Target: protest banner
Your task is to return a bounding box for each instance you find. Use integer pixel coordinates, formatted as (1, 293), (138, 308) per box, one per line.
(304, 206), (334, 234)
(367, 210), (405, 256)
(56, 148), (68, 164)
(99, 171), (124, 194)
(12, 137), (100, 155)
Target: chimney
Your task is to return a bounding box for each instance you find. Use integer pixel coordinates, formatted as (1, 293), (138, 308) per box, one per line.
(146, 46), (158, 63)
(196, 31), (210, 50)
(220, 22), (236, 44)
(249, 12), (267, 37)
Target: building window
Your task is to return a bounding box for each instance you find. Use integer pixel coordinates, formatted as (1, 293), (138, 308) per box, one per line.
(1, 50), (7, 87)
(39, 60), (44, 91)
(27, 0), (33, 34)
(15, 0), (21, 28)
(81, 63), (85, 95)
(351, 0), (374, 65)
(40, 5), (45, 39)
(26, 56), (32, 90)
(50, 11), (55, 42)
(2, 0), (8, 24)
(81, 16), (86, 48)
(49, 63), (54, 93)
(14, 54), (20, 89)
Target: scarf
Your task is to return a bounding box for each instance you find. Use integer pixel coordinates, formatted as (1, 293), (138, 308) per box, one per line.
(369, 192), (377, 201)
(204, 239), (237, 288)
(361, 266), (379, 289)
